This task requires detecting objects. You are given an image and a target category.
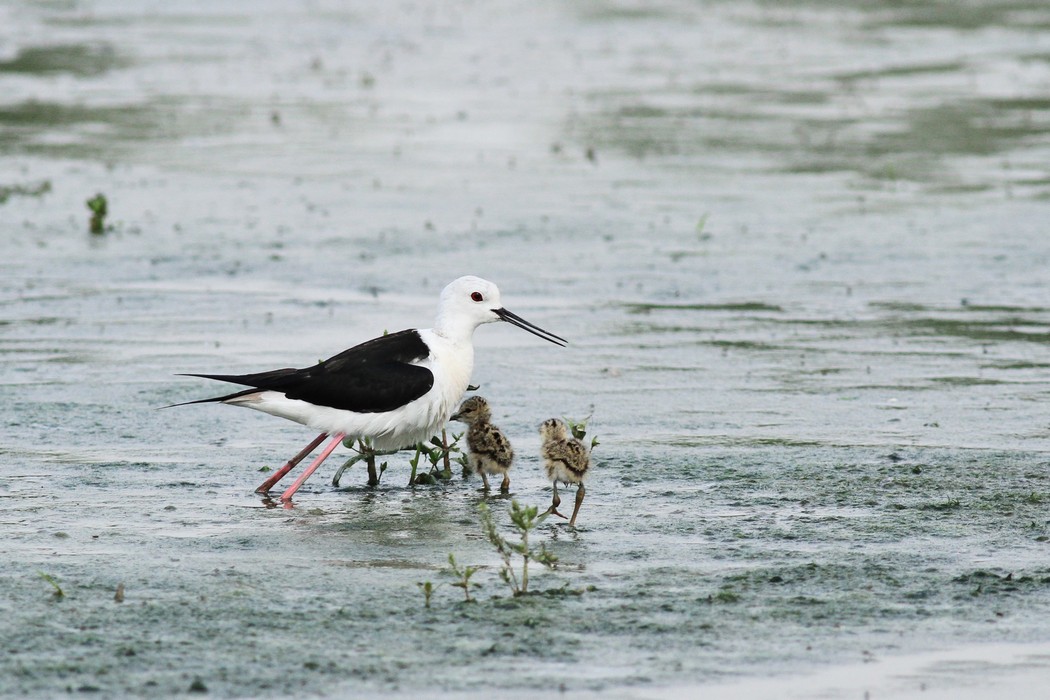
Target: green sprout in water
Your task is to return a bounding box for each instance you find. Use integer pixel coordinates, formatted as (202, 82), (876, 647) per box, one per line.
(38, 571), (64, 599)
(446, 554), (481, 603)
(86, 193), (107, 234)
(696, 211), (712, 240)
(565, 413), (600, 451)
(409, 430), (464, 485)
(408, 444), (426, 486)
(480, 500), (557, 596)
(433, 429), (460, 481)
(417, 580), (433, 608)
(332, 437), (396, 487)
(457, 445), (471, 479)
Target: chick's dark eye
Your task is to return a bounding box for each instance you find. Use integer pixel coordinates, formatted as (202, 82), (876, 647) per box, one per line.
(470, 292), (484, 302)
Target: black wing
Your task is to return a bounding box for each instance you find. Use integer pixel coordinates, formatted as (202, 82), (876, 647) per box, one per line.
(177, 329), (434, 413)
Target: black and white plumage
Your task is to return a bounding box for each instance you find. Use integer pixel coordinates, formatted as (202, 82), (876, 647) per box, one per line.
(174, 276), (566, 502)
(539, 418), (590, 526)
(451, 396), (514, 493)
(181, 329), (434, 416)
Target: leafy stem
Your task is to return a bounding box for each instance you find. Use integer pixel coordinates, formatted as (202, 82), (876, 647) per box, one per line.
(480, 501), (557, 596)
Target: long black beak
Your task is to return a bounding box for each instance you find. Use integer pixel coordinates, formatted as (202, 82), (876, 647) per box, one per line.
(495, 308), (567, 346)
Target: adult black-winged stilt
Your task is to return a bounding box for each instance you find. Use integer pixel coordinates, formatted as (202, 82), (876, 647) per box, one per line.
(450, 395), (514, 493)
(174, 276), (566, 502)
(539, 418), (591, 526)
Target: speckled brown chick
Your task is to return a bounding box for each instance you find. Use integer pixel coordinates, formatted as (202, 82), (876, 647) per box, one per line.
(539, 418), (590, 526)
(451, 396), (514, 493)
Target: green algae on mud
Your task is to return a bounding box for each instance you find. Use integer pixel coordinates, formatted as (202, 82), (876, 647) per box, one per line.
(5, 447), (1050, 697)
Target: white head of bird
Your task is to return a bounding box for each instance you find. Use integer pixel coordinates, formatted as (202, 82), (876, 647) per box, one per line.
(434, 276), (567, 346)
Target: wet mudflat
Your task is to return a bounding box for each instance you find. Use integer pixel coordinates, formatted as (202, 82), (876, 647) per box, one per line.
(3, 1), (1050, 697)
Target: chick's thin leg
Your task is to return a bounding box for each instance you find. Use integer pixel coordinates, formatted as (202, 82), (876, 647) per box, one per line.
(547, 481), (567, 519)
(568, 483), (586, 527)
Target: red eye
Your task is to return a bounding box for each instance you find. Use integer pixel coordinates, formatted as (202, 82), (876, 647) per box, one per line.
(470, 292), (484, 302)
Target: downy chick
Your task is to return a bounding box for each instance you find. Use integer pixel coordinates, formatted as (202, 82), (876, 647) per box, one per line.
(451, 396), (513, 493)
(539, 418), (590, 526)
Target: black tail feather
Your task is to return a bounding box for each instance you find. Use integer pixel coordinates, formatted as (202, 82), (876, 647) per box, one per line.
(160, 373), (280, 410)
(178, 368), (299, 387)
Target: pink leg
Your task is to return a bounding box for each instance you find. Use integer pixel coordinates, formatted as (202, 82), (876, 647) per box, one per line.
(255, 433), (328, 493)
(279, 433), (346, 502)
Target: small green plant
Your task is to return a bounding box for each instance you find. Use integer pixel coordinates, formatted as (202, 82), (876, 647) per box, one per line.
(408, 446), (424, 486)
(446, 554), (481, 602)
(457, 445), (471, 478)
(410, 430), (464, 485)
(480, 501), (557, 596)
(432, 430), (459, 480)
(696, 211), (711, 240)
(86, 193), (107, 234)
(417, 580), (433, 608)
(333, 437), (395, 487)
(565, 414), (600, 450)
(38, 571), (64, 599)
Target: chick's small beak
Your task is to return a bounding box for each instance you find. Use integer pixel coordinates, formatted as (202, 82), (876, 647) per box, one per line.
(495, 308), (567, 346)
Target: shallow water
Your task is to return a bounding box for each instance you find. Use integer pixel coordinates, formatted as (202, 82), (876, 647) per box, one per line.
(3, 1), (1050, 697)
